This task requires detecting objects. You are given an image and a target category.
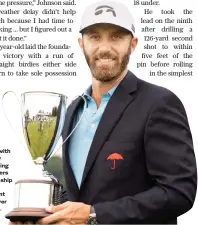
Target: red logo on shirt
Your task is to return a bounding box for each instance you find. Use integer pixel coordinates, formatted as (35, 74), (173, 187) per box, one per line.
(107, 153), (124, 170)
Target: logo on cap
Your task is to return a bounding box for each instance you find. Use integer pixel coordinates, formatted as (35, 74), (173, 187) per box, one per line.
(131, 24), (135, 33)
(95, 5), (116, 17)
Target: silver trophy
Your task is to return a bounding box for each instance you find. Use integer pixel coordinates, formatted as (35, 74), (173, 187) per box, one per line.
(3, 91), (67, 222)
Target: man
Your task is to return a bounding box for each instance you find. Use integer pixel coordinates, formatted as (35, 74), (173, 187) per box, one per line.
(10, 0), (197, 224)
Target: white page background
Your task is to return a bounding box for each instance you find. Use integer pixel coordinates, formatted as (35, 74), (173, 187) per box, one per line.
(0, 0), (197, 223)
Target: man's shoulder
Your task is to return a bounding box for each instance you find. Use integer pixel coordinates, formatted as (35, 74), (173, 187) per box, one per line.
(134, 73), (178, 102)
(126, 71), (183, 109)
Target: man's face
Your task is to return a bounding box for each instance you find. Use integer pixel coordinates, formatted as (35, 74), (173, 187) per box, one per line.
(79, 24), (137, 82)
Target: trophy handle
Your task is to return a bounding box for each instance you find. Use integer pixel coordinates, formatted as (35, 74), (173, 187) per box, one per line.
(2, 91), (27, 151)
(45, 95), (86, 160)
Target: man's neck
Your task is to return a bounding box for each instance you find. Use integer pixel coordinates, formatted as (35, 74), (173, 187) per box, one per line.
(91, 68), (128, 108)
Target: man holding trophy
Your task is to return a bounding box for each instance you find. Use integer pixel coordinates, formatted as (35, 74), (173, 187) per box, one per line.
(9, 1), (197, 224)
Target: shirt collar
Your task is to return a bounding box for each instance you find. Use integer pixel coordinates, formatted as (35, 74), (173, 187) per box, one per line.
(108, 85), (118, 96)
(82, 83), (119, 108)
(83, 84), (119, 99)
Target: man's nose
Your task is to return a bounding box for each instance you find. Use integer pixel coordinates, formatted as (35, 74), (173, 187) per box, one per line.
(97, 38), (112, 51)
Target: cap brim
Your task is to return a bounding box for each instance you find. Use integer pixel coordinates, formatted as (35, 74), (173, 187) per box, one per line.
(80, 22), (133, 36)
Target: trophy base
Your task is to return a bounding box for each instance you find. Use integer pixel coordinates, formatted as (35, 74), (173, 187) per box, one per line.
(5, 207), (50, 223)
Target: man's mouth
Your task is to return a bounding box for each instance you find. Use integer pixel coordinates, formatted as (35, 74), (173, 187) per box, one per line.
(97, 58), (114, 62)
(95, 56), (116, 63)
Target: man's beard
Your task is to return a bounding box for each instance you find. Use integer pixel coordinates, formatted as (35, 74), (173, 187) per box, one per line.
(83, 43), (131, 82)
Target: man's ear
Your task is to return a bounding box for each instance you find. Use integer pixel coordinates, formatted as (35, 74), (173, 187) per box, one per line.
(131, 37), (138, 52)
(78, 37), (84, 52)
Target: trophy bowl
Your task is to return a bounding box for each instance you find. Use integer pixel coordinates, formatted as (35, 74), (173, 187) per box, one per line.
(5, 91), (67, 223)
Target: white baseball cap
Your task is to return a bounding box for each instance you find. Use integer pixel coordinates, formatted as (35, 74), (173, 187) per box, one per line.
(79, 0), (135, 36)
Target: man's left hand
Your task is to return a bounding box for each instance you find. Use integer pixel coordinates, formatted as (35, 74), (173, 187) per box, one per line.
(38, 201), (91, 224)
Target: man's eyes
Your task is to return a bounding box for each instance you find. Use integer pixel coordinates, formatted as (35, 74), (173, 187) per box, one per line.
(89, 34), (100, 39)
(88, 34), (124, 40)
(112, 34), (123, 39)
